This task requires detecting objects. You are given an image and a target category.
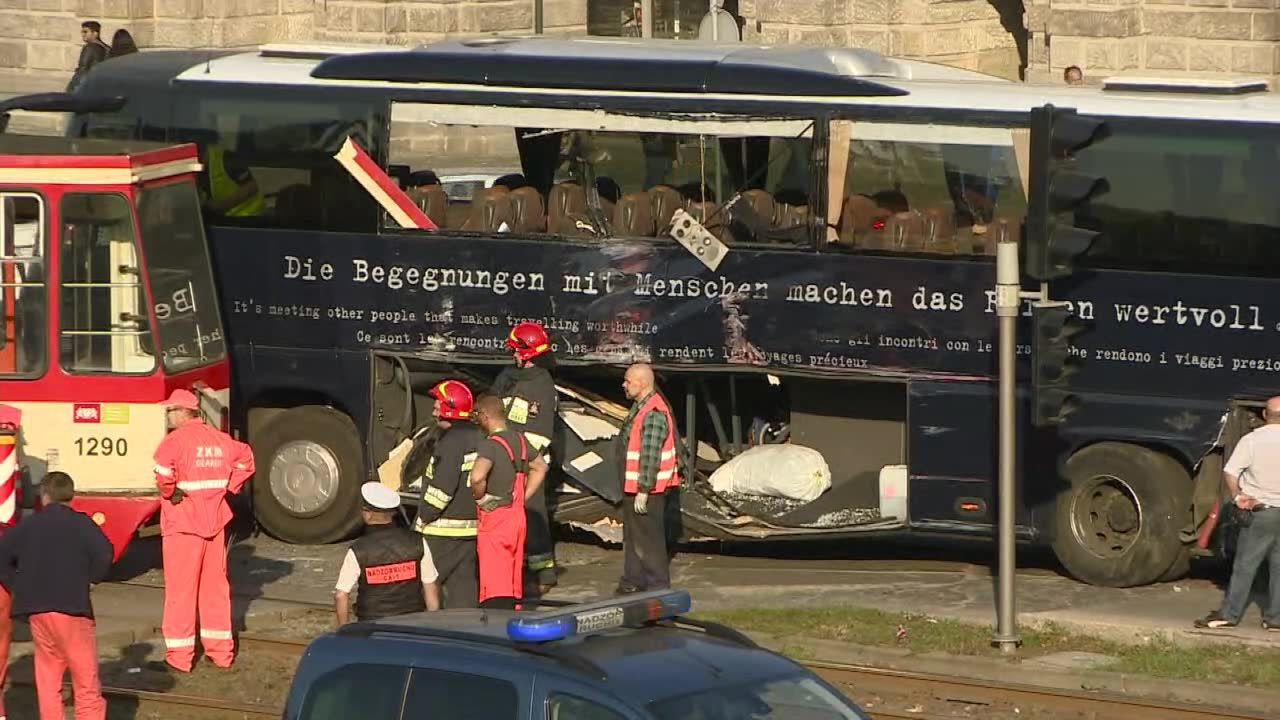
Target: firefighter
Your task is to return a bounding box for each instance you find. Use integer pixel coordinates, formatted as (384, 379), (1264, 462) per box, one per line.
(152, 389), (255, 673)
(469, 394), (548, 609)
(200, 141), (265, 218)
(616, 363), (681, 594)
(409, 380), (483, 608)
(493, 321), (559, 595)
(335, 482), (441, 624)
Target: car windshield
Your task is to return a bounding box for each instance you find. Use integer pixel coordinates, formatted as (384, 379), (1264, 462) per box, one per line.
(648, 673), (870, 720)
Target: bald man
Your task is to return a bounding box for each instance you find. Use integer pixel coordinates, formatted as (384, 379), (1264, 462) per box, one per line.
(615, 364), (681, 594)
(1196, 397), (1280, 631)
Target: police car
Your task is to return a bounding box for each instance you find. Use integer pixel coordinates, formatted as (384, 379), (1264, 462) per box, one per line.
(283, 590), (871, 719)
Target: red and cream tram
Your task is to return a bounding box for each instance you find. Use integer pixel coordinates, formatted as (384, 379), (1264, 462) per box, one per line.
(0, 136), (231, 561)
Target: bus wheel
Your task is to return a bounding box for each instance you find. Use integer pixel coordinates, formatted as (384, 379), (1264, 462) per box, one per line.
(1052, 442), (1190, 588)
(252, 406), (364, 545)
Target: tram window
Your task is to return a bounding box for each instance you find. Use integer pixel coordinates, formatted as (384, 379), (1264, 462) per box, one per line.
(0, 193), (47, 378)
(387, 117), (814, 246)
(1073, 119), (1280, 278)
(170, 94), (381, 233)
(830, 123), (1025, 258)
(58, 193), (156, 376)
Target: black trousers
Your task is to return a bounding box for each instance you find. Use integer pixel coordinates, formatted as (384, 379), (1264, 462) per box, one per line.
(524, 482), (557, 588)
(425, 536), (478, 609)
(621, 491), (670, 591)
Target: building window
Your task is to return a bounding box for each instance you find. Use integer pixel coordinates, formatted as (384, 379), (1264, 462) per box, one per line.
(589, 1), (739, 40)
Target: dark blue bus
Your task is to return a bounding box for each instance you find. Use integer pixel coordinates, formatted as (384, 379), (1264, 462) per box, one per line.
(50, 38), (1280, 587)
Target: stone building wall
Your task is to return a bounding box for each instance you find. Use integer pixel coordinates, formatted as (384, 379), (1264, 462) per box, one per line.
(1025, 0), (1280, 84)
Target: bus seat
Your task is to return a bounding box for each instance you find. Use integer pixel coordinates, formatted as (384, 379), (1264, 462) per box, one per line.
(924, 207), (957, 254)
(461, 187), (512, 232)
(508, 186), (546, 234)
(444, 203), (470, 230)
(837, 194), (879, 247)
(884, 211), (926, 252)
(740, 190), (776, 224)
(649, 185), (684, 235)
(612, 192), (655, 237)
(775, 202), (810, 242)
(686, 201), (725, 240)
(547, 182), (592, 236)
(407, 185), (449, 227)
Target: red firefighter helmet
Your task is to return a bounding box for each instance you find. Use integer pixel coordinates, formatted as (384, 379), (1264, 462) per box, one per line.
(430, 380), (474, 421)
(507, 321), (551, 362)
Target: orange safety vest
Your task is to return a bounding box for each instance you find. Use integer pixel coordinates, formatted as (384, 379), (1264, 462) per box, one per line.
(623, 393), (680, 495)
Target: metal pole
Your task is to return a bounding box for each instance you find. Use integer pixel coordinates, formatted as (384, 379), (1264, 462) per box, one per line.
(534, 0), (543, 33)
(641, 0), (654, 38)
(993, 233), (1022, 654)
(711, 0), (719, 41)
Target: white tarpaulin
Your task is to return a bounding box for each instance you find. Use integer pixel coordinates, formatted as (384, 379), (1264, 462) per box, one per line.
(709, 444), (831, 502)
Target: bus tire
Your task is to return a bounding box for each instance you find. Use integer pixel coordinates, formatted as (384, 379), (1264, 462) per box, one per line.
(1051, 442), (1190, 588)
(252, 406), (364, 545)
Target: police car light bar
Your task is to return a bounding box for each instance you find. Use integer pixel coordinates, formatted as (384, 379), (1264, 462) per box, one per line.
(507, 590), (692, 643)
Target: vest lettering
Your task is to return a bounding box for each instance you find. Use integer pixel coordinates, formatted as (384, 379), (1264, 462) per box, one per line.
(364, 561), (418, 585)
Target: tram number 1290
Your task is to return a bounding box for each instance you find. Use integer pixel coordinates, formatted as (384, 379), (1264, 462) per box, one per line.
(75, 437), (129, 457)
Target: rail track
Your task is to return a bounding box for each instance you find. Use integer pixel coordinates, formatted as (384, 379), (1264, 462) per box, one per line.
(46, 632), (1254, 720)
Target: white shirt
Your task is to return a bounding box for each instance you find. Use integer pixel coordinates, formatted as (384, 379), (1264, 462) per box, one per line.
(334, 538), (439, 594)
(1224, 424), (1280, 507)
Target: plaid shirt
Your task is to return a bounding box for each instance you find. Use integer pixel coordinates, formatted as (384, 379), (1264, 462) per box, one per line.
(620, 391), (669, 493)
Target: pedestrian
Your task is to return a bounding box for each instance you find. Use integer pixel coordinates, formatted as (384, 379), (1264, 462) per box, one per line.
(0, 471), (112, 720)
(1064, 65), (1084, 86)
(335, 482), (441, 624)
(67, 20), (110, 92)
(493, 321), (560, 596)
(1196, 396), (1280, 631)
(152, 389), (255, 672)
(409, 380), (483, 608)
(470, 394), (548, 609)
(108, 28), (138, 58)
(615, 363), (681, 595)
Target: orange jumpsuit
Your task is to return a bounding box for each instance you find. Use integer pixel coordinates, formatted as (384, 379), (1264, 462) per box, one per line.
(153, 419), (254, 671)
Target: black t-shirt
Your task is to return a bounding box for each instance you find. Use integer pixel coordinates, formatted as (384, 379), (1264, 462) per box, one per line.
(477, 428), (528, 502)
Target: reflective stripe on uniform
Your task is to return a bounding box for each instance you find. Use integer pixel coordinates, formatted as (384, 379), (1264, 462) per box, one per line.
(199, 628), (233, 641)
(177, 479), (229, 492)
(423, 486), (451, 510)
(154, 465), (174, 477)
(461, 451), (477, 471)
(526, 554), (555, 571)
(417, 516), (478, 537)
(165, 636), (196, 649)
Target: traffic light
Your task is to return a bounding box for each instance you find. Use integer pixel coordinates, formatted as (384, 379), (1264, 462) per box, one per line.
(1025, 105), (1110, 282)
(1031, 302), (1087, 426)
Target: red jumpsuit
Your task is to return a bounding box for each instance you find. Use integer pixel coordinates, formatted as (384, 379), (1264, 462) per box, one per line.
(153, 419), (254, 671)
(477, 433), (528, 605)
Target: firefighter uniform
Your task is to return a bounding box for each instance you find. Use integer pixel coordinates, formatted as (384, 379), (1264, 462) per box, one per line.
(410, 421), (483, 608)
(475, 429), (531, 607)
(152, 389), (255, 672)
(618, 391), (681, 593)
(491, 363), (558, 590)
(336, 483), (438, 622)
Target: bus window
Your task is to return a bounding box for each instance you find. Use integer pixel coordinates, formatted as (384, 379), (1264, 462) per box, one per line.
(59, 193), (156, 376)
(831, 122), (1025, 258)
(136, 180), (226, 374)
(1074, 119), (1280, 278)
(388, 108), (815, 246)
(0, 193), (46, 378)
(170, 92), (381, 233)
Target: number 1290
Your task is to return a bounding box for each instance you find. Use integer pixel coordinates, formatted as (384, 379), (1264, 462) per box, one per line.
(75, 437), (129, 456)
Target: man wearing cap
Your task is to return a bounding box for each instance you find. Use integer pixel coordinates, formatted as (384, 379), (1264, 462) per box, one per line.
(408, 380), (483, 608)
(335, 482), (441, 624)
(152, 389), (255, 672)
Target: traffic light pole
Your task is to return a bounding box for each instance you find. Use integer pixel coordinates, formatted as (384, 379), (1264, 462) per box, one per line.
(994, 229), (1022, 654)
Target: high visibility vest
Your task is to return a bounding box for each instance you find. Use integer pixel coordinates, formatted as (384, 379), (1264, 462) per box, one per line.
(623, 393), (679, 495)
(207, 146), (265, 217)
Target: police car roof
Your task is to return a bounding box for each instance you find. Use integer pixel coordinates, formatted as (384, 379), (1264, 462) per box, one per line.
(334, 606), (803, 704)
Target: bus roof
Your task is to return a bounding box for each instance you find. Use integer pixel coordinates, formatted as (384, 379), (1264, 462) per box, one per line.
(0, 135), (201, 185)
(83, 39), (1280, 125)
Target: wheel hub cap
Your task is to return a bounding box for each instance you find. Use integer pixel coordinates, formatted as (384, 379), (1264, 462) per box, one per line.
(269, 440), (340, 515)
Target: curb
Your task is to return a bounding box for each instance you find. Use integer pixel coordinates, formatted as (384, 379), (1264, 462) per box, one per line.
(749, 632), (1280, 717)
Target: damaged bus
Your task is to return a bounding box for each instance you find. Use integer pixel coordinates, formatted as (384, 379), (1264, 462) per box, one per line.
(41, 37), (1280, 587)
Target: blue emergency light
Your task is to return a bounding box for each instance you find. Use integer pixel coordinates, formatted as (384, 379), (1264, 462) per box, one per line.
(507, 590), (692, 643)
